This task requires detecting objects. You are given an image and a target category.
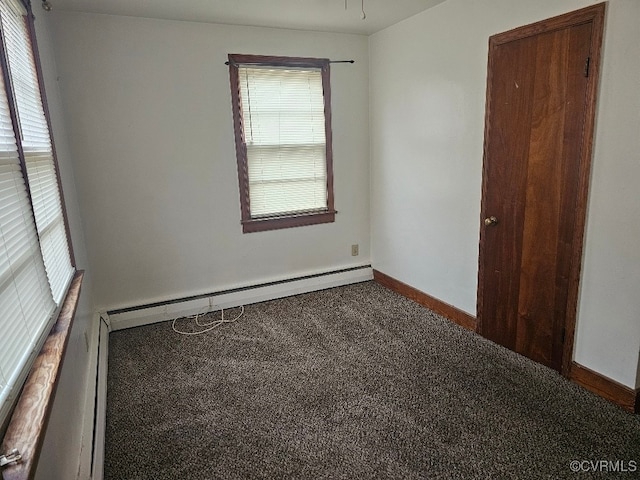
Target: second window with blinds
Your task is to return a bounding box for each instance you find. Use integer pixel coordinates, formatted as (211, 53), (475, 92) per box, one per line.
(0, 0), (74, 431)
(229, 54), (335, 233)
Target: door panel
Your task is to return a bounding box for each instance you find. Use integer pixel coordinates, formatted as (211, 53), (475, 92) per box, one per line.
(515, 28), (571, 368)
(550, 22), (594, 368)
(478, 9), (601, 371)
(480, 36), (536, 350)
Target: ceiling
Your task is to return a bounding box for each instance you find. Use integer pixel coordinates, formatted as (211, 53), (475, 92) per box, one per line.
(47, 0), (447, 35)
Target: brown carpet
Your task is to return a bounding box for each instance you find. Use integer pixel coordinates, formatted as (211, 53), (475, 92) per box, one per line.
(105, 281), (640, 479)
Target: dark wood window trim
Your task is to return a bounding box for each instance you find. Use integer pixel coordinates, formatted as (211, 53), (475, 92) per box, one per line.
(0, 271), (84, 480)
(228, 54), (335, 234)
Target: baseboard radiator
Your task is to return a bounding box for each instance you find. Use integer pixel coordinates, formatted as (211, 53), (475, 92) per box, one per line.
(105, 265), (373, 331)
(90, 317), (109, 480)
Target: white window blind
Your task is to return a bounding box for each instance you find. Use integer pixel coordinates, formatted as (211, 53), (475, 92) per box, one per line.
(238, 66), (328, 217)
(0, 43), (56, 426)
(0, 0), (73, 303)
(0, 0), (73, 429)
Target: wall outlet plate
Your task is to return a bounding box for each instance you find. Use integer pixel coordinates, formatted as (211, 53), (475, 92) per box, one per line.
(351, 244), (359, 256)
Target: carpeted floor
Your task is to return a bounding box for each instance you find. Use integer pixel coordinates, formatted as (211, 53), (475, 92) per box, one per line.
(105, 282), (640, 479)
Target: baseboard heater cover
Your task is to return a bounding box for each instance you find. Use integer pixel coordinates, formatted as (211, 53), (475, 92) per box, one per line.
(106, 265), (373, 331)
(90, 317), (109, 480)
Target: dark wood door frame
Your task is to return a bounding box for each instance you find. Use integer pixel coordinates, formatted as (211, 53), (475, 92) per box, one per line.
(476, 3), (606, 376)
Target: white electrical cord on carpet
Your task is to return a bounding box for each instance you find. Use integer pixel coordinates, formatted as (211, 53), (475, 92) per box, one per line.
(172, 305), (245, 336)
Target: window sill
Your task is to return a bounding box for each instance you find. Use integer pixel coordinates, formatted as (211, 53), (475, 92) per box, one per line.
(242, 210), (336, 233)
(0, 270), (84, 480)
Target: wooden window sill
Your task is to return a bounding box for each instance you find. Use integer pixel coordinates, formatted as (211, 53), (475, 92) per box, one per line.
(242, 210), (336, 233)
(1, 270), (84, 480)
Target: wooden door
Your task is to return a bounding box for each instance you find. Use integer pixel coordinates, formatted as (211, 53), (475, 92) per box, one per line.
(477, 5), (605, 373)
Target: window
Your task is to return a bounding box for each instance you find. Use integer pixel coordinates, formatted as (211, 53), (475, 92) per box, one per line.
(228, 54), (335, 233)
(0, 0), (74, 431)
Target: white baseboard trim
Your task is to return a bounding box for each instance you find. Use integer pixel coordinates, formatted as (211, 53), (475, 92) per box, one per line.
(90, 317), (109, 480)
(108, 266), (373, 331)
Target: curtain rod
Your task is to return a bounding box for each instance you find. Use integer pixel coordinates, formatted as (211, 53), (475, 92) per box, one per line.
(225, 60), (354, 65)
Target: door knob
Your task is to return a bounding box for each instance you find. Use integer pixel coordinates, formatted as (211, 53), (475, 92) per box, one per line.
(484, 216), (498, 226)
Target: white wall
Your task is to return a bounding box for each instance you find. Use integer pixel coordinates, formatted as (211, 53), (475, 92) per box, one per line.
(32, 11), (97, 480)
(370, 0), (640, 388)
(48, 13), (370, 312)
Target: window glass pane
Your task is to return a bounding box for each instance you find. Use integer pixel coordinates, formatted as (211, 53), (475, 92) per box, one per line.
(238, 65), (328, 217)
(0, 0), (73, 303)
(247, 144), (327, 216)
(0, 16), (56, 425)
